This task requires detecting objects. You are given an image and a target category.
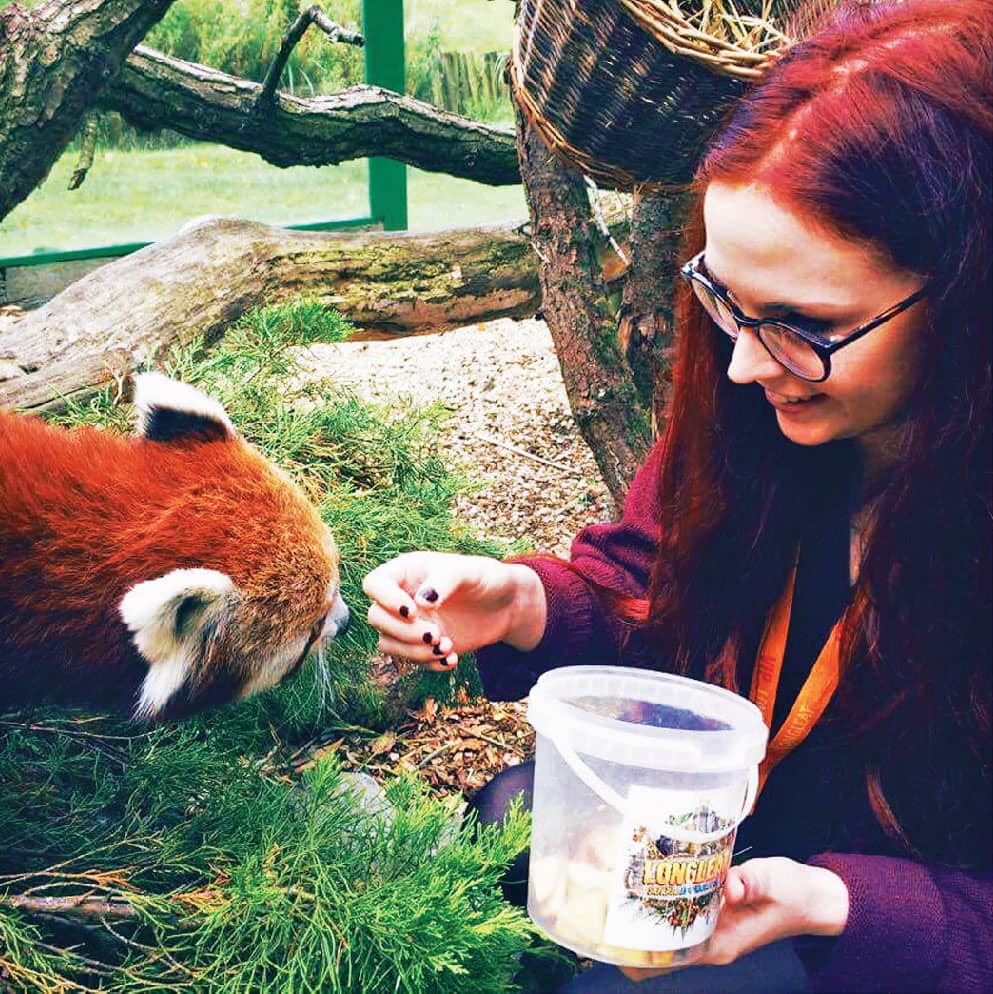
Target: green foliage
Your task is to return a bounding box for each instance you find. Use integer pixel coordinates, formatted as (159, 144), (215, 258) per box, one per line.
(0, 299), (540, 991)
(405, 17), (444, 107)
(148, 0), (364, 96)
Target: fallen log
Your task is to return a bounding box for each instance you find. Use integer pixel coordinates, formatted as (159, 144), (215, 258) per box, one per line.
(0, 217), (543, 413)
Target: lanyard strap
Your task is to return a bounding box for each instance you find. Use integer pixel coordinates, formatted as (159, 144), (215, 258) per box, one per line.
(749, 558), (844, 799)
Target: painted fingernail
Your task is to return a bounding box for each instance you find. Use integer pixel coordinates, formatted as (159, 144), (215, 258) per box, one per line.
(432, 646), (444, 656)
(420, 587), (439, 603)
(399, 605), (410, 618)
(422, 631), (434, 645)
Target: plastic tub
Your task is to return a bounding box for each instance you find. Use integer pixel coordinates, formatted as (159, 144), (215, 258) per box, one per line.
(526, 665), (768, 968)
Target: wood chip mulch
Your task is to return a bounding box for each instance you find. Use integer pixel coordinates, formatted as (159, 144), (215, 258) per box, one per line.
(286, 690), (534, 800)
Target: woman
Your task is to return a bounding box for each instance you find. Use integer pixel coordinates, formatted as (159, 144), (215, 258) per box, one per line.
(364, 1), (992, 991)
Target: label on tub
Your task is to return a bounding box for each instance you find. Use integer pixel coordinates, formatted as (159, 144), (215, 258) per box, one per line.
(601, 784), (739, 952)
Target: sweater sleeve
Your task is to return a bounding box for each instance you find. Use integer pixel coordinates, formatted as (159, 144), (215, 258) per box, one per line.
(475, 437), (665, 701)
(797, 853), (993, 994)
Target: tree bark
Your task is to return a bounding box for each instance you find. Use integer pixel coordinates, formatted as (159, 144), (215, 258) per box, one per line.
(515, 104), (651, 505)
(98, 46), (520, 185)
(0, 218), (546, 413)
(0, 0), (176, 221)
(618, 188), (692, 435)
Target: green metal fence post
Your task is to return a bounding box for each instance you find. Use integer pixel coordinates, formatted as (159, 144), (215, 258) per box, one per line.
(363, 0), (408, 231)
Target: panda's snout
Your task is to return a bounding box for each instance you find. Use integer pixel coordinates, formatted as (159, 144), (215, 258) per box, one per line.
(325, 589), (350, 639)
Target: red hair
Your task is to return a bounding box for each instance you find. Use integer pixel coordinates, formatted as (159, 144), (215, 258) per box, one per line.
(625, 0), (992, 862)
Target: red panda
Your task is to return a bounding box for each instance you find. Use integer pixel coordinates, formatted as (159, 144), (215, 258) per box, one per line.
(0, 373), (349, 721)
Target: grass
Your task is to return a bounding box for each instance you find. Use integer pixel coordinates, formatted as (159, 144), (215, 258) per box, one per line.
(0, 298), (558, 991)
(0, 142), (527, 258)
(406, 0), (514, 54)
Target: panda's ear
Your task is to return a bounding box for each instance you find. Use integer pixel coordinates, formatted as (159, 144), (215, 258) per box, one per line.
(133, 372), (236, 444)
(119, 568), (235, 719)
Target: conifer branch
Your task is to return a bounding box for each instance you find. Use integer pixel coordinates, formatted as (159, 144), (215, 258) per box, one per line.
(2, 893), (139, 921)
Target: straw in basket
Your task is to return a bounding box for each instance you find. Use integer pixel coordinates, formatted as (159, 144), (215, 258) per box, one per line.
(511, 0), (814, 189)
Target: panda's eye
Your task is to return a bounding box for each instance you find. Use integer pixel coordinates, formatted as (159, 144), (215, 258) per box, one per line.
(302, 614), (327, 653)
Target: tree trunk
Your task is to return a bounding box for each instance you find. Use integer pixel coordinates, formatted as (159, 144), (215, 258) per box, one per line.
(515, 104), (652, 504)
(0, 218), (547, 413)
(0, 0), (176, 221)
(618, 188), (692, 435)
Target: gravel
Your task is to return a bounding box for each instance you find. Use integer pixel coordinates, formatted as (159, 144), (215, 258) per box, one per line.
(303, 316), (616, 556)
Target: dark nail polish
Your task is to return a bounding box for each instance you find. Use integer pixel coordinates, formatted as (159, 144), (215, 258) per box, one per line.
(421, 587), (439, 603)
(399, 605), (410, 619)
(432, 646), (444, 656)
(422, 631), (434, 645)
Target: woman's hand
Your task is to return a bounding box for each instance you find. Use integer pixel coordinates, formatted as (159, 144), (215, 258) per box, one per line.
(362, 552), (547, 671)
(618, 857), (849, 982)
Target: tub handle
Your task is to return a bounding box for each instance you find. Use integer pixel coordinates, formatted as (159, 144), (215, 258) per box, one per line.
(552, 733), (758, 845)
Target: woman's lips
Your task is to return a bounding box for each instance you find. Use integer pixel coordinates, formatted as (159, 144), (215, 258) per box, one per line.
(764, 388), (827, 414)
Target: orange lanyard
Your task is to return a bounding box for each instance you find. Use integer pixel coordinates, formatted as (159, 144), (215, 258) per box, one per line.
(749, 558), (845, 799)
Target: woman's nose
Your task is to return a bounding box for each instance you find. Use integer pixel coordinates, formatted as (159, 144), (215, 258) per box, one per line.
(726, 328), (783, 384)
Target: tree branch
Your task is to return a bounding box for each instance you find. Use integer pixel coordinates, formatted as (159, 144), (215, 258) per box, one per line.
(69, 114), (100, 190)
(96, 46), (520, 184)
(2, 892), (139, 922)
(257, 5), (364, 112)
(0, 218), (544, 413)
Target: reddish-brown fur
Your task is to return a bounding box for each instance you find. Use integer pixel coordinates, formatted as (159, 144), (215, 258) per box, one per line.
(0, 393), (343, 719)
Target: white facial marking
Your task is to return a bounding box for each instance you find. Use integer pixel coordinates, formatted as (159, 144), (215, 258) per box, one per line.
(134, 654), (189, 720)
(239, 638), (309, 700)
(324, 589), (350, 638)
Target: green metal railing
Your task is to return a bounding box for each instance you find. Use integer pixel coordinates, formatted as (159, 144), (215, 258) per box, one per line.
(0, 0), (408, 271)
(365, 0), (408, 232)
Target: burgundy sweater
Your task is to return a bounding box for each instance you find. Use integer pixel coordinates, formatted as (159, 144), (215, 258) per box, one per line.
(477, 439), (992, 994)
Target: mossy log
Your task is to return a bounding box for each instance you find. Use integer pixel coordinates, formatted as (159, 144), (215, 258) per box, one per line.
(0, 217), (545, 413)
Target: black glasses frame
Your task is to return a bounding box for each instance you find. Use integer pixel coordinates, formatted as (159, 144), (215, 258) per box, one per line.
(680, 251), (928, 383)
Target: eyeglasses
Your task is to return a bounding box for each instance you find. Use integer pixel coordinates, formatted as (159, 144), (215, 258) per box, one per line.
(680, 251), (928, 382)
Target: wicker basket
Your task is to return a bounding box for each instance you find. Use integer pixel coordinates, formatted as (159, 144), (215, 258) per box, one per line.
(511, 0), (802, 189)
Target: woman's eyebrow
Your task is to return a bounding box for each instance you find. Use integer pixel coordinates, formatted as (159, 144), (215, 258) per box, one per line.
(704, 259), (848, 319)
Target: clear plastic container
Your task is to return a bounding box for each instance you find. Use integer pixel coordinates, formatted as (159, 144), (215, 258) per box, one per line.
(526, 666), (768, 967)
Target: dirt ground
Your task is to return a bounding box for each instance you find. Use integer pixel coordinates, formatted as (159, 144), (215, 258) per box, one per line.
(302, 316), (616, 557)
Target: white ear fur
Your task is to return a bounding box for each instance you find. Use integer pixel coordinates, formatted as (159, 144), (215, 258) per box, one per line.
(119, 568), (234, 718)
(133, 372), (236, 441)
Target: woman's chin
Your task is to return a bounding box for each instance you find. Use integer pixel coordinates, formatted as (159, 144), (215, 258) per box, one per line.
(775, 410), (838, 447)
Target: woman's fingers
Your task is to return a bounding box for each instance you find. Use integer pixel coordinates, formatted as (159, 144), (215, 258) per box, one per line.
(373, 621), (459, 670)
(366, 602), (437, 645)
(723, 865), (749, 904)
(362, 565), (419, 619)
(376, 635), (459, 671)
